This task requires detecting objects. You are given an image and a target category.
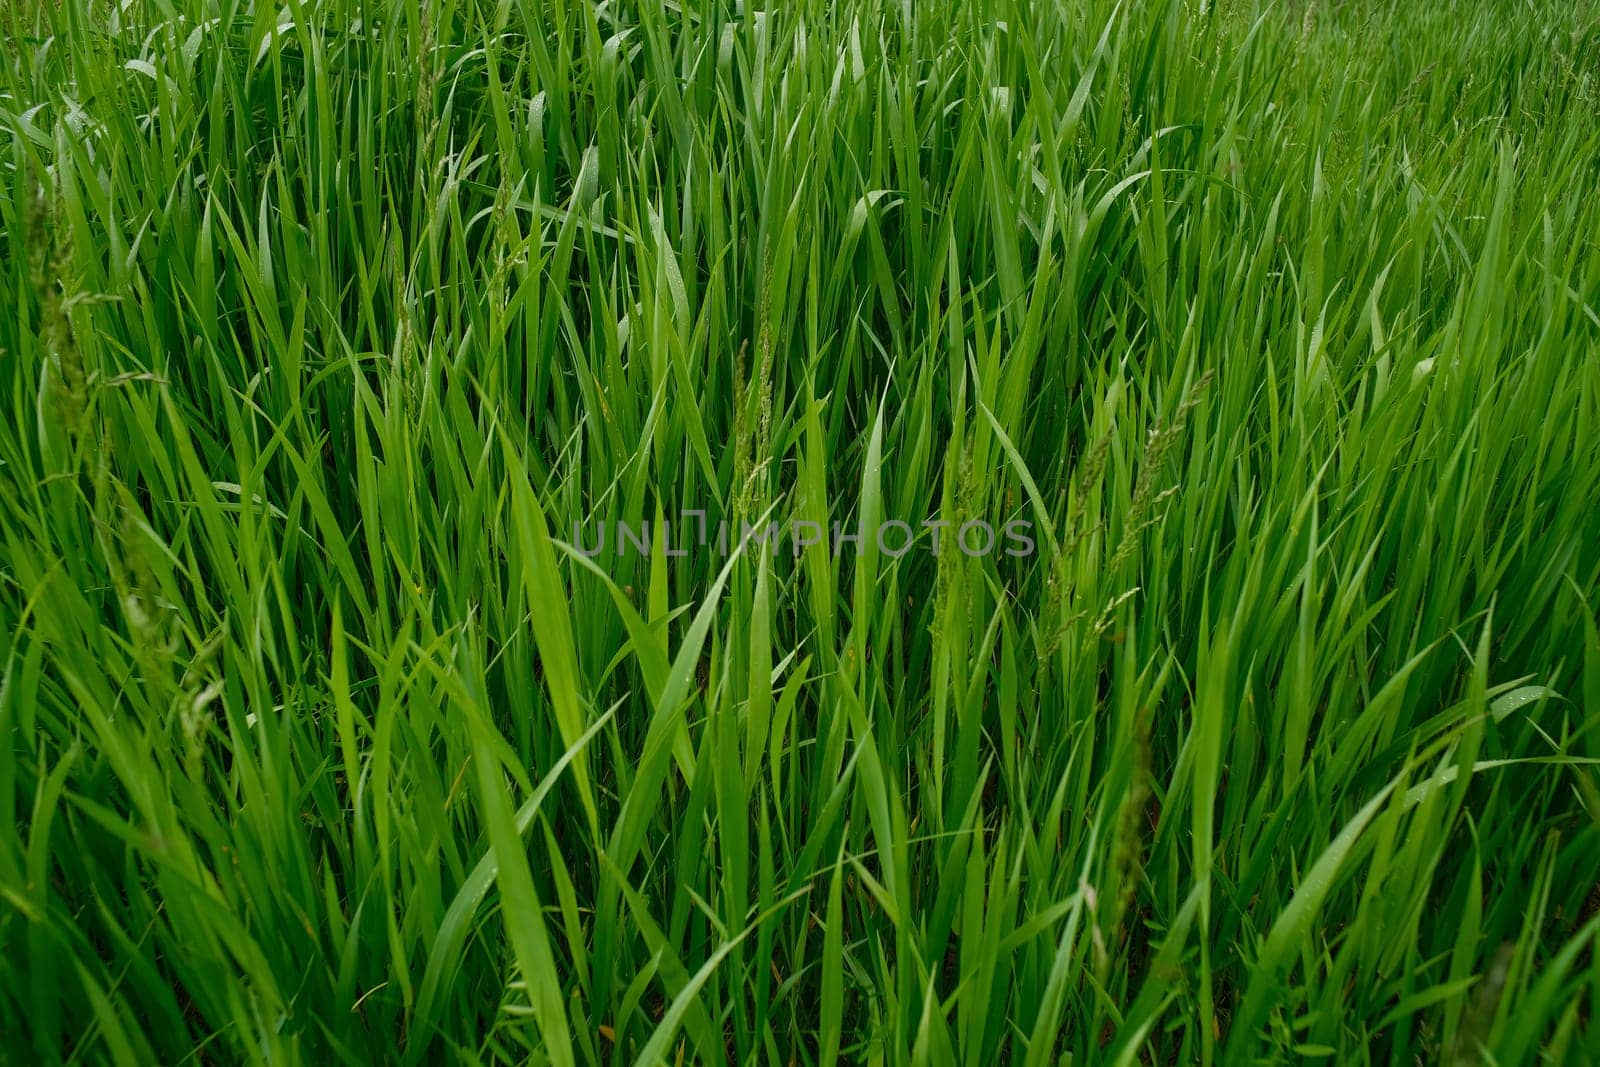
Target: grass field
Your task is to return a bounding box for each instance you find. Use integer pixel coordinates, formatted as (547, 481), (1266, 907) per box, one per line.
(3, 0), (1600, 1062)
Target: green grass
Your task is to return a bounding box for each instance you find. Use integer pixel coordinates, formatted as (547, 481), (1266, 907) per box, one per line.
(3, 0), (1600, 1061)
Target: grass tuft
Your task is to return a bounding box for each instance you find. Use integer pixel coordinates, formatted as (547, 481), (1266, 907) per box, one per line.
(2, 0), (1599, 1062)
